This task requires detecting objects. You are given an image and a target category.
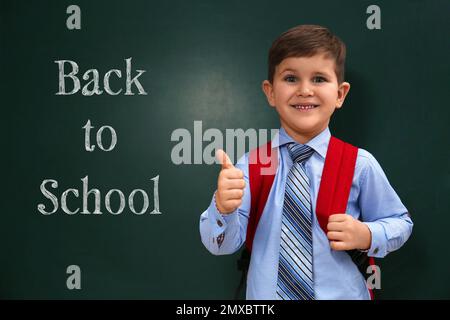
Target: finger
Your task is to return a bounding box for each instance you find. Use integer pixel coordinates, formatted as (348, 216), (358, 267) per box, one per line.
(329, 241), (348, 251)
(216, 149), (234, 170)
(222, 189), (244, 200)
(224, 168), (244, 179)
(327, 231), (344, 241)
(224, 179), (246, 190)
(225, 199), (242, 209)
(328, 213), (347, 223)
(327, 222), (343, 232)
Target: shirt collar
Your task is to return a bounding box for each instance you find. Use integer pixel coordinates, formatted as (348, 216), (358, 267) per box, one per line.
(271, 126), (331, 159)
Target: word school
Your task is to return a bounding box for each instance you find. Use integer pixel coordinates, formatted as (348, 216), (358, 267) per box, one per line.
(38, 175), (161, 215)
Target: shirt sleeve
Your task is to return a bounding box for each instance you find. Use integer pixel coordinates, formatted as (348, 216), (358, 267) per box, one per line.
(199, 153), (251, 255)
(357, 149), (414, 258)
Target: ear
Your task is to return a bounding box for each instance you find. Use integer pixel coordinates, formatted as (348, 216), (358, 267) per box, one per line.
(262, 80), (276, 107)
(335, 82), (350, 109)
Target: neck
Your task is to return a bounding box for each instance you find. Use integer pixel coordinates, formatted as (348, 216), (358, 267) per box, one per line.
(281, 124), (328, 145)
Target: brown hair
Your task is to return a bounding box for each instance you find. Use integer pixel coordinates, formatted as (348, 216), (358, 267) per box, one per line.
(267, 25), (346, 83)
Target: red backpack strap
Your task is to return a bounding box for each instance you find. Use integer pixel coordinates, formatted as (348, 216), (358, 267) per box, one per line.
(316, 136), (358, 233)
(316, 136), (377, 300)
(246, 141), (278, 252)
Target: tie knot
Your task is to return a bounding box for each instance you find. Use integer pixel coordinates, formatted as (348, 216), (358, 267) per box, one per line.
(287, 143), (314, 164)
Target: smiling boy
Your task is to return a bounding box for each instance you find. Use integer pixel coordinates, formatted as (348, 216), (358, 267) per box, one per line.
(263, 53), (349, 145)
(199, 25), (413, 300)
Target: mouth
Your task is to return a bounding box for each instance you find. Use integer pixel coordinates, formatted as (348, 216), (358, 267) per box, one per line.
(290, 104), (319, 111)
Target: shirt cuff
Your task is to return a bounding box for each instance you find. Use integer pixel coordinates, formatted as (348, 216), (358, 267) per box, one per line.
(209, 191), (239, 237)
(363, 222), (387, 258)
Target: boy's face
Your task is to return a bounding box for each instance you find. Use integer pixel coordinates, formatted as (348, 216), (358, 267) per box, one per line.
(262, 53), (350, 143)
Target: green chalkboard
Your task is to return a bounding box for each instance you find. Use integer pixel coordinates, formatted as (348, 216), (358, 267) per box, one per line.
(1, 0), (449, 299)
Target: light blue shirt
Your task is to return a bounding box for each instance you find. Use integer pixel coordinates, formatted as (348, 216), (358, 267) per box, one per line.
(199, 126), (413, 300)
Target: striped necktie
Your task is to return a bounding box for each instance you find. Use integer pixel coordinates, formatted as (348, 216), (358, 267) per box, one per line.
(276, 143), (315, 300)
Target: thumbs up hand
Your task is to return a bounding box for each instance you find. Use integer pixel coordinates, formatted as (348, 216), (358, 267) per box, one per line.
(215, 149), (246, 214)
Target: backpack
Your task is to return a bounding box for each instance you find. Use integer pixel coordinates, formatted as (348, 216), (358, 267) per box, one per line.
(235, 136), (377, 300)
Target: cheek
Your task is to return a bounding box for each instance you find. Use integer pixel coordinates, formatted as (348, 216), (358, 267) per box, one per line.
(321, 87), (339, 101)
(274, 86), (295, 102)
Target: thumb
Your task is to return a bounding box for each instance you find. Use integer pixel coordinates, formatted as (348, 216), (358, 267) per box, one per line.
(216, 149), (234, 169)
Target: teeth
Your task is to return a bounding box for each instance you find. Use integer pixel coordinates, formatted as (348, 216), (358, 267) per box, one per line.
(293, 105), (317, 110)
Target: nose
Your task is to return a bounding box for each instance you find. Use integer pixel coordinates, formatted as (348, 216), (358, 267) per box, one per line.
(296, 82), (313, 96)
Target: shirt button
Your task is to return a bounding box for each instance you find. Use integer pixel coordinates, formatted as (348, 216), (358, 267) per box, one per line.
(373, 248), (379, 254)
(217, 220), (223, 227)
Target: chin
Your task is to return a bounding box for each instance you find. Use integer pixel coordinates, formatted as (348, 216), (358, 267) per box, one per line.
(285, 121), (325, 137)
(291, 121), (319, 133)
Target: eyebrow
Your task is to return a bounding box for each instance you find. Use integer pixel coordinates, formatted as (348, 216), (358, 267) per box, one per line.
(279, 68), (297, 75)
(279, 69), (332, 77)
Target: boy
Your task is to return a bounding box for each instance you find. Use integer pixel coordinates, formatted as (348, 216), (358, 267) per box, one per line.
(199, 25), (413, 300)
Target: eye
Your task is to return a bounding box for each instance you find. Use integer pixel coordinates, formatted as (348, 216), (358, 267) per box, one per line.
(284, 75), (297, 83)
(313, 76), (327, 83)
